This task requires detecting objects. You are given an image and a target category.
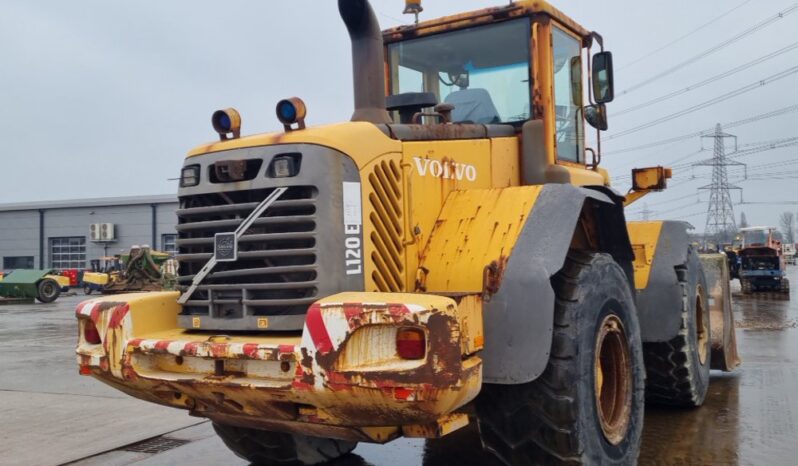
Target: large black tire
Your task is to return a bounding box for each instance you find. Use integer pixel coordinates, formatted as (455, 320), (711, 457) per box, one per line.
(83, 284), (93, 295)
(643, 249), (711, 407)
(781, 278), (790, 294)
(476, 251), (645, 465)
(212, 422), (357, 466)
(37, 279), (61, 303)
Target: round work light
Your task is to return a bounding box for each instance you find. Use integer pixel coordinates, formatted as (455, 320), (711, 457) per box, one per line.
(276, 97), (307, 130)
(211, 108), (242, 140)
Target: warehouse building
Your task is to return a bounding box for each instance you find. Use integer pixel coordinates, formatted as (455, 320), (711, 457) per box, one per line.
(0, 195), (178, 271)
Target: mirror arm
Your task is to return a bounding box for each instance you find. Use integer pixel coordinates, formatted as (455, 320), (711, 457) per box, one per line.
(586, 44), (596, 106)
(595, 124), (602, 168)
(590, 31), (605, 53)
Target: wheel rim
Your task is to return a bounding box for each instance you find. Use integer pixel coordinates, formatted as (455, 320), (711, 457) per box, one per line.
(43, 283), (56, 297)
(695, 286), (709, 365)
(594, 314), (632, 446)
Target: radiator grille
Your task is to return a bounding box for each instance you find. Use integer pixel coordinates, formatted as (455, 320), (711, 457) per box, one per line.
(367, 159), (405, 291)
(175, 186), (319, 319)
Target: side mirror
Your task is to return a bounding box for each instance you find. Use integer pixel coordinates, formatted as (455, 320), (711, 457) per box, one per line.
(585, 104), (608, 131)
(592, 51), (614, 104)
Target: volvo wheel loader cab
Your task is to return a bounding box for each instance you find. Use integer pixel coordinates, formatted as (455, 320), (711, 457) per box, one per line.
(75, 1), (739, 465)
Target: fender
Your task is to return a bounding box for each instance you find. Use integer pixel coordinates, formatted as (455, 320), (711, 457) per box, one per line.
(418, 184), (634, 385)
(628, 220), (693, 342)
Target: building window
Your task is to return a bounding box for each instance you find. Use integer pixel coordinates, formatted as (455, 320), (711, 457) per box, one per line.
(162, 234), (178, 255)
(50, 237), (86, 270)
(3, 256), (34, 270)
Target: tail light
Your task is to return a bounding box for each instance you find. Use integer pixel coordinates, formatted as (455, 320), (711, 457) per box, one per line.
(83, 320), (101, 344)
(396, 327), (426, 360)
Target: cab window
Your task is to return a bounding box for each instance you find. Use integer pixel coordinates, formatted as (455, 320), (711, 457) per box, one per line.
(388, 19), (531, 125)
(552, 26), (584, 163)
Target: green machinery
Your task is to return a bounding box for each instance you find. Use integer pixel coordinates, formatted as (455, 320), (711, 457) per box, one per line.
(0, 269), (68, 303)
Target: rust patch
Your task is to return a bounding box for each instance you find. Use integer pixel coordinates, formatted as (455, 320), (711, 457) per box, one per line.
(316, 311), (463, 392)
(482, 256), (509, 300)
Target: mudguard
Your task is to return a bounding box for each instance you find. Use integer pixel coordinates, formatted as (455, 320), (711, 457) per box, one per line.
(483, 185), (635, 384)
(628, 221), (695, 342)
(419, 184), (633, 385)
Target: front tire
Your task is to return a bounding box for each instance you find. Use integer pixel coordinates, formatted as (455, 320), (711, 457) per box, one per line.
(37, 279), (61, 303)
(212, 423), (357, 466)
(476, 251), (645, 465)
(643, 248), (711, 407)
(781, 278), (790, 294)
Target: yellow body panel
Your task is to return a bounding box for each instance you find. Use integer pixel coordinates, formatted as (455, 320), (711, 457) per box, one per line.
(490, 137), (521, 188)
(627, 221), (664, 290)
(83, 272), (110, 286)
(187, 122), (401, 169)
(419, 187), (542, 293)
(402, 140), (494, 288)
(46, 274), (71, 288)
(563, 164), (607, 186)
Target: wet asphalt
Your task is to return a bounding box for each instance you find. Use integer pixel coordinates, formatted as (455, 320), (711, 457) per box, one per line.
(1, 267), (796, 466)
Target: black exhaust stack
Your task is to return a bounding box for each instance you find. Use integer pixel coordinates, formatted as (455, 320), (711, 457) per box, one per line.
(339, 0), (392, 124)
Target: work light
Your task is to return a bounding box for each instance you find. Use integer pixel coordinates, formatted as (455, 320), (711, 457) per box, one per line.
(276, 97), (307, 131)
(211, 108), (242, 141)
(269, 154), (300, 178)
(180, 165), (201, 187)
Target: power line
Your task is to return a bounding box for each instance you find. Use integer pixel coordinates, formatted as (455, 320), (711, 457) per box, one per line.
(739, 200), (798, 205)
(604, 104), (798, 155)
(618, 0), (753, 70)
(618, 2), (798, 96)
(614, 136), (798, 181)
(607, 65), (798, 140)
(626, 193), (699, 212)
(614, 40), (798, 117)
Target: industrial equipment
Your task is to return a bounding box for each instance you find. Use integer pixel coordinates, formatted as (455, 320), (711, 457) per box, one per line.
(0, 269), (69, 303)
(83, 247), (173, 294)
(76, 1), (739, 464)
(739, 227), (789, 294)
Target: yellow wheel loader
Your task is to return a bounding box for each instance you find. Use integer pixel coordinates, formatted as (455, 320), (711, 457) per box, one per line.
(76, 1), (739, 464)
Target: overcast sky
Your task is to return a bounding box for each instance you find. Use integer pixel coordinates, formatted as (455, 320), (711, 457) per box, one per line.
(2, 0), (797, 233)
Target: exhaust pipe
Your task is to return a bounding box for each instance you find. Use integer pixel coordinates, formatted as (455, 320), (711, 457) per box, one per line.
(338, 0), (392, 124)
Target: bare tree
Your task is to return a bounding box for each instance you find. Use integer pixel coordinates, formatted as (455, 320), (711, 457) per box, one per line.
(780, 211), (795, 244)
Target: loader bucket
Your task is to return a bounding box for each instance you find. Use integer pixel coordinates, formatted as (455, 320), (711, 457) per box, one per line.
(699, 254), (741, 371)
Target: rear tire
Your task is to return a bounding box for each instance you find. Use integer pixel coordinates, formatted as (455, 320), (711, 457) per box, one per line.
(83, 284), (93, 295)
(37, 279), (61, 303)
(212, 423), (356, 466)
(476, 251), (645, 465)
(643, 248), (711, 407)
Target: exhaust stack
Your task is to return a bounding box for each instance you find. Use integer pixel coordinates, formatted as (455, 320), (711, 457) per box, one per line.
(338, 0), (392, 124)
